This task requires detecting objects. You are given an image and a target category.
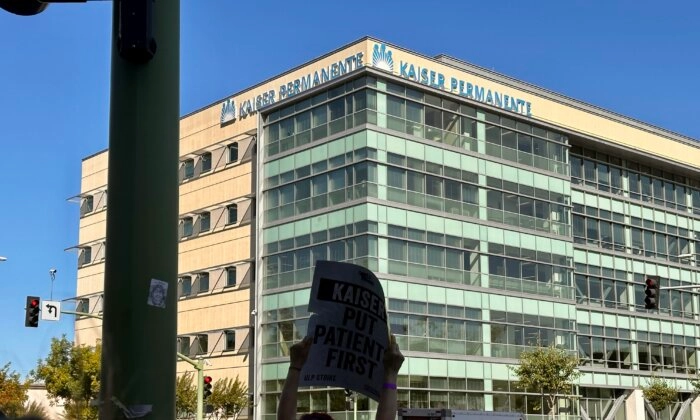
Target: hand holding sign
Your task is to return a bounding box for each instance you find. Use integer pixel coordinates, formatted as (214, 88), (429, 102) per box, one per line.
(290, 336), (312, 370)
(383, 334), (405, 377)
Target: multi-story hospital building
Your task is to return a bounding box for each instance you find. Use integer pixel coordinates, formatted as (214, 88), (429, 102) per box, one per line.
(71, 37), (700, 420)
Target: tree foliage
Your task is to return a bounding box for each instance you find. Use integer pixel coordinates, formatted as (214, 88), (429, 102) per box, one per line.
(176, 372), (197, 419)
(0, 362), (29, 417)
(642, 376), (677, 415)
(208, 376), (249, 420)
(32, 335), (101, 420)
(509, 344), (581, 416)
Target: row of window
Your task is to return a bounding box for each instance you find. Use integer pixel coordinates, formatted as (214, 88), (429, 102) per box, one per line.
(264, 83), (569, 176)
(575, 274), (695, 318)
(179, 266), (237, 297)
(573, 214), (695, 263)
(178, 330), (236, 355)
(264, 159), (570, 237)
(578, 335), (698, 373)
(182, 142), (239, 181)
(571, 151), (700, 215)
(578, 323), (696, 346)
(574, 201), (697, 239)
(263, 233), (571, 302)
(180, 204), (238, 239)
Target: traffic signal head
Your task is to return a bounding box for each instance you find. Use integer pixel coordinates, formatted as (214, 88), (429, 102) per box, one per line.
(644, 277), (660, 310)
(203, 376), (213, 399)
(25, 296), (40, 327)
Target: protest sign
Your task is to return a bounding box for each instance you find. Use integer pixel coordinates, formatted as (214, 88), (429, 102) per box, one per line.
(299, 260), (389, 401)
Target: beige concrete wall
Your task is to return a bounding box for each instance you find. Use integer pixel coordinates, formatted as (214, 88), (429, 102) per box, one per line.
(27, 385), (66, 420)
(78, 210), (106, 245)
(75, 261), (105, 296)
(80, 151), (108, 193)
(180, 163), (253, 214)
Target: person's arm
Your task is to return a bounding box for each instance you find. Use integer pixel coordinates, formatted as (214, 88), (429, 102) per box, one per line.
(376, 334), (405, 420)
(277, 336), (312, 420)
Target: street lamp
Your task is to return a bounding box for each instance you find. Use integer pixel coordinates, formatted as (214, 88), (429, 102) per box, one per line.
(0, 256), (6, 262)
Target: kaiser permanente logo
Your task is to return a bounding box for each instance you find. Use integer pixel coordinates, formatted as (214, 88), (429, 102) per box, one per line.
(371, 43), (394, 72)
(220, 98), (236, 124)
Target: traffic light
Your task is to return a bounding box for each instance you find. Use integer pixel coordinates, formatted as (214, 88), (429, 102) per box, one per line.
(203, 376), (213, 399)
(25, 296), (40, 327)
(644, 276), (660, 310)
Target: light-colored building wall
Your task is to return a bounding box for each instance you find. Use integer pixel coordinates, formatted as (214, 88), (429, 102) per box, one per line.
(27, 383), (66, 420)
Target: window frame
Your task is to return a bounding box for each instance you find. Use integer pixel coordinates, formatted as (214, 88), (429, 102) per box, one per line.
(228, 142), (239, 163)
(200, 212), (211, 232)
(183, 158), (195, 180)
(224, 330), (236, 351)
(227, 204), (238, 225)
(226, 266), (237, 287)
(182, 217), (194, 237)
(201, 152), (212, 173)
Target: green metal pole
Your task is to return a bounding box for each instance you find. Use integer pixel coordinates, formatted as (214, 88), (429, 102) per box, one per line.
(99, 0), (180, 418)
(196, 362), (204, 420)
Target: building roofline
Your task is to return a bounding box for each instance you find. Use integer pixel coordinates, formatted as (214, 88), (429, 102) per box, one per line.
(180, 35), (694, 148)
(180, 36), (374, 119)
(81, 147), (108, 162)
(431, 54), (698, 147)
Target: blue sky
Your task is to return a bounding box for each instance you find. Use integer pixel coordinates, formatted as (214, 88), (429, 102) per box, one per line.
(0, 0), (698, 376)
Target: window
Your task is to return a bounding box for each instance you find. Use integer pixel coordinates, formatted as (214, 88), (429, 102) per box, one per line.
(81, 195), (94, 215)
(178, 337), (190, 355)
(180, 276), (192, 297)
(228, 143), (239, 163)
(227, 204), (238, 225)
(76, 298), (90, 314)
(79, 247), (92, 266)
(184, 159), (194, 179)
(182, 217), (193, 237)
(200, 212), (210, 232)
(226, 266), (237, 287)
(198, 272), (209, 293)
(201, 152), (212, 173)
(225, 330), (236, 351)
(196, 334), (208, 355)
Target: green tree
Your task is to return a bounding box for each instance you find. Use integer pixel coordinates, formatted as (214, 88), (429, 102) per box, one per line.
(175, 372), (197, 419)
(32, 335), (101, 420)
(208, 376), (249, 420)
(0, 362), (29, 417)
(510, 344), (581, 417)
(642, 376), (678, 419)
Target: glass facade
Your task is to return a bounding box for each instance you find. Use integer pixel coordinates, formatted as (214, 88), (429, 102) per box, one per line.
(257, 71), (700, 420)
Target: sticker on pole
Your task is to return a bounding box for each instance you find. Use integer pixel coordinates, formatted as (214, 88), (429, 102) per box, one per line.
(299, 260), (388, 401)
(41, 300), (61, 321)
(147, 279), (168, 308)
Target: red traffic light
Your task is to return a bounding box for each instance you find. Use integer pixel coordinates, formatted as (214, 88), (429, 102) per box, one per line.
(30, 299), (40, 308)
(204, 376), (212, 384)
(645, 278), (657, 287)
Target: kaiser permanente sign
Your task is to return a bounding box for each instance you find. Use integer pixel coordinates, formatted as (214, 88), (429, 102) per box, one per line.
(220, 41), (532, 125)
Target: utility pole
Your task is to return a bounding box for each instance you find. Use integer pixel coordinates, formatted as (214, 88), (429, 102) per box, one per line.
(100, 0), (180, 419)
